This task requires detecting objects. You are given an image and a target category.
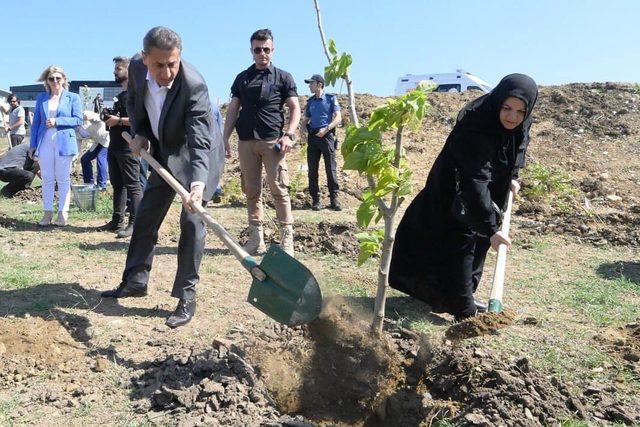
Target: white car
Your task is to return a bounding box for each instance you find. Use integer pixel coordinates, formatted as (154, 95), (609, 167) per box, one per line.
(395, 70), (492, 95)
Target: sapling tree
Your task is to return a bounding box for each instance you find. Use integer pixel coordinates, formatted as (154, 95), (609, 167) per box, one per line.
(311, 0), (433, 333)
(312, 0), (358, 127)
(342, 84), (433, 333)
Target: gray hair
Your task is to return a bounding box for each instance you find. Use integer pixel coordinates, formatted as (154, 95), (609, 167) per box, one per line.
(143, 27), (182, 53)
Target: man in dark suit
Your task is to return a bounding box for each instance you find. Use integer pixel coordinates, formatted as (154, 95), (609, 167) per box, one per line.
(101, 26), (224, 329)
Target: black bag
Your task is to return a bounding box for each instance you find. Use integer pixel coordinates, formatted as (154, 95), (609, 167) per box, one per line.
(452, 168), (502, 236)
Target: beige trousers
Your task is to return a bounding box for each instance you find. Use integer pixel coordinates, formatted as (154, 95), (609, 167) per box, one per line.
(238, 139), (293, 226)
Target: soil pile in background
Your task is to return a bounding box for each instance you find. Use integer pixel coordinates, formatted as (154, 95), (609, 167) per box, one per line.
(239, 221), (360, 258)
(9, 186), (41, 203)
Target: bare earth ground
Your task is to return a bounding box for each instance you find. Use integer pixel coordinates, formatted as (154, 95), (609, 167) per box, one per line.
(1, 84), (640, 426)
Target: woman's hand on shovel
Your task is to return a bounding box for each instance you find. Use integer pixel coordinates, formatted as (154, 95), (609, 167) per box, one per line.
(510, 180), (520, 196)
(490, 230), (511, 251)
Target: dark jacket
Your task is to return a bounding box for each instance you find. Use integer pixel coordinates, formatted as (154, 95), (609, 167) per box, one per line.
(127, 54), (224, 200)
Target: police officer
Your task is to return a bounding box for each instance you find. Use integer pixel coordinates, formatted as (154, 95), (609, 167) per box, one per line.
(303, 74), (342, 210)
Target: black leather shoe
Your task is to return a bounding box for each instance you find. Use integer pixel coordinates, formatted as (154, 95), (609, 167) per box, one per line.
(101, 283), (147, 298)
(329, 200), (342, 211)
(475, 300), (488, 313)
(166, 299), (196, 329)
(98, 217), (124, 232)
(116, 222), (134, 238)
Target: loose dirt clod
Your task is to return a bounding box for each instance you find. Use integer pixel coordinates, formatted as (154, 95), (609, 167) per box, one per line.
(445, 310), (517, 340)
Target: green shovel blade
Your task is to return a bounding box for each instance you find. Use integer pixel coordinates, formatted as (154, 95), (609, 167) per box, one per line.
(247, 245), (323, 326)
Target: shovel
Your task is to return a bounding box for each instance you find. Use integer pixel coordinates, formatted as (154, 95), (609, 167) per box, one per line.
(488, 189), (514, 313)
(122, 132), (322, 326)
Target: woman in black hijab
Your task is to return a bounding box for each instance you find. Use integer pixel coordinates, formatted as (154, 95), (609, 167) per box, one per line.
(389, 74), (538, 320)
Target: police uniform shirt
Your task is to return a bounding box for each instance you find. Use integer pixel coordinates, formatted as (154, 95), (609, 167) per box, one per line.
(305, 93), (340, 130)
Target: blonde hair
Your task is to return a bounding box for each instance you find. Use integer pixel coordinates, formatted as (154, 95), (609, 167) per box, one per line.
(37, 65), (70, 92)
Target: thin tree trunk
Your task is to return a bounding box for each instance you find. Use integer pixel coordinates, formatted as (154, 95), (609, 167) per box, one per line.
(344, 71), (359, 127)
(313, 0), (331, 62)
(312, 0), (359, 127)
(371, 126), (404, 333)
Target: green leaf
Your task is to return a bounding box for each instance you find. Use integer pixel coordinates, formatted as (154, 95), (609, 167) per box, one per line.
(356, 200), (377, 228)
(341, 126), (381, 157)
(355, 229), (385, 266)
(327, 39), (337, 58)
(343, 150), (367, 171)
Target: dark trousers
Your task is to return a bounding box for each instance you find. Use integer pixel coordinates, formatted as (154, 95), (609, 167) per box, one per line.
(440, 231), (491, 318)
(108, 149), (142, 221)
(81, 145), (109, 188)
(120, 171), (206, 300)
(0, 168), (35, 197)
(10, 135), (24, 148)
(307, 131), (339, 201)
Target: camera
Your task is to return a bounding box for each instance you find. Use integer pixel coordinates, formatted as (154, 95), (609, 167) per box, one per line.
(99, 106), (118, 122)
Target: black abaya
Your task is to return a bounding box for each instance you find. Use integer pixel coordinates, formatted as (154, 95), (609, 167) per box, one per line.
(389, 74), (539, 319)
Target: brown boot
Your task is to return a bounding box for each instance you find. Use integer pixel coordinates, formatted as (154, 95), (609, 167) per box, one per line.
(279, 225), (294, 257)
(242, 224), (266, 255)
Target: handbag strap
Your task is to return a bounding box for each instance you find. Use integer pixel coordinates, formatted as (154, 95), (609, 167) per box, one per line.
(454, 167), (462, 194)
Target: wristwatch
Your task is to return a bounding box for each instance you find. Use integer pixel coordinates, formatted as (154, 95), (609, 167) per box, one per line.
(284, 132), (296, 142)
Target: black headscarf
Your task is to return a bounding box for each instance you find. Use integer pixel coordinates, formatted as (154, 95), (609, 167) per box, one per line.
(444, 74), (538, 236)
(454, 73), (538, 137)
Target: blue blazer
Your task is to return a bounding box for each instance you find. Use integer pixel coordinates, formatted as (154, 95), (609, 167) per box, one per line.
(30, 90), (83, 156)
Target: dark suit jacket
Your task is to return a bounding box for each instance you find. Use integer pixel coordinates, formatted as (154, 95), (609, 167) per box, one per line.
(127, 54), (224, 200)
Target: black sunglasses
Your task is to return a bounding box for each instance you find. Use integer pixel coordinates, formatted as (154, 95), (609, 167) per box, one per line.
(47, 76), (63, 82)
(253, 47), (272, 54)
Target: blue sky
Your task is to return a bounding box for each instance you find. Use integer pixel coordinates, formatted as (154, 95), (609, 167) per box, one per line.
(2, 0), (638, 102)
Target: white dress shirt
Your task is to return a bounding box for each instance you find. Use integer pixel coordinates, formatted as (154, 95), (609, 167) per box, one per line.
(144, 71), (171, 141)
(144, 71), (203, 190)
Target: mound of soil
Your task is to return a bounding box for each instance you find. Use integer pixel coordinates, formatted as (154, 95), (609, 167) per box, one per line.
(0, 317), (85, 388)
(293, 221), (360, 257)
(245, 297), (404, 425)
(128, 341), (308, 426)
(445, 310), (517, 340)
(595, 321), (640, 374)
(9, 186), (41, 203)
(239, 221), (360, 258)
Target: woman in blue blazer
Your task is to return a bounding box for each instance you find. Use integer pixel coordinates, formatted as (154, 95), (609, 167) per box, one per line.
(29, 66), (83, 226)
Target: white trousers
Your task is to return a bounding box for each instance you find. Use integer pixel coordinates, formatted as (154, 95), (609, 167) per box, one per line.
(37, 129), (73, 212)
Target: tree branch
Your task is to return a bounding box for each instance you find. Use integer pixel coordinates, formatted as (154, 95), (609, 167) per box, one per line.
(313, 0), (332, 63)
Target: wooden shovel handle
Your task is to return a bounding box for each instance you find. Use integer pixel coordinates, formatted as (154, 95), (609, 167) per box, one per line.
(121, 132), (264, 280)
(488, 190), (514, 312)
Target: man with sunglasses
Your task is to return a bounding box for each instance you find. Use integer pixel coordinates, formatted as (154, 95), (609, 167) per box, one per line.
(1, 94), (26, 148)
(223, 28), (301, 257)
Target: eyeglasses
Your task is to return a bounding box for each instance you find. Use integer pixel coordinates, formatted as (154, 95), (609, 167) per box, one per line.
(253, 47), (272, 54)
(47, 76), (63, 82)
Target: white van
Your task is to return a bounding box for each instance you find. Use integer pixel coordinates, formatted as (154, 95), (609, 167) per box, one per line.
(394, 70), (492, 95)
